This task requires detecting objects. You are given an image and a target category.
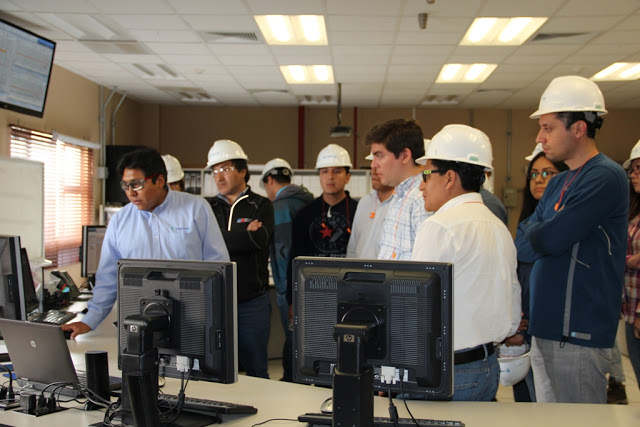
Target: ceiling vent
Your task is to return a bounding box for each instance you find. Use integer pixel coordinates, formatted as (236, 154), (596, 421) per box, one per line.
(421, 95), (460, 106)
(161, 87), (218, 103)
(82, 41), (152, 55)
(530, 32), (590, 42)
(201, 32), (260, 44)
(299, 95), (335, 105)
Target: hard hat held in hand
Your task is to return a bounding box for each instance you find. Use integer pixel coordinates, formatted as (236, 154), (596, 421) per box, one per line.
(316, 144), (352, 169)
(623, 139), (640, 168)
(417, 124), (493, 170)
(206, 139), (248, 169)
(497, 344), (531, 387)
(260, 158), (293, 188)
(530, 75), (607, 119)
(162, 154), (184, 183)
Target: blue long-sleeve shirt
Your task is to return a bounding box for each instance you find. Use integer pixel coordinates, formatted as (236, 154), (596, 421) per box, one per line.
(83, 190), (230, 329)
(520, 153), (628, 348)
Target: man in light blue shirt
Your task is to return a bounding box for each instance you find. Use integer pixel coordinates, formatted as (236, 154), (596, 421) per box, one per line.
(63, 147), (229, 338)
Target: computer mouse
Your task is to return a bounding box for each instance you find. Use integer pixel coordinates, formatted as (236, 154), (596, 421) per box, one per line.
(320, 397), (333, 414)
(62, 329), (73, 340)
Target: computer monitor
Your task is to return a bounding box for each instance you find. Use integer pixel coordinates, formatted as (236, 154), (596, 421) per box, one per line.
(20, 248), (40, 316)
(116, 259), (237, 424)
(292, 257), (454, 425)
(0, 235), (25, 325)
(80, 225), (106, 287)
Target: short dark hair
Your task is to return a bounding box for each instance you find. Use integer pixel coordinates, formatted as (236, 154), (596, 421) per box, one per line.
(555, 111), (603, 139)
(231, 158), (250, 183)
(431, 159), (486, 193)
(116, 147), (167, 184)
(365, 119), (424, 162)
(262, 167), (292, 185)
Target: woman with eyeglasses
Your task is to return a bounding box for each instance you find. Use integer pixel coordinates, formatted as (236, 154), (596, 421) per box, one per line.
(621, 140), (640, 390)
(511, 144), (568, 402)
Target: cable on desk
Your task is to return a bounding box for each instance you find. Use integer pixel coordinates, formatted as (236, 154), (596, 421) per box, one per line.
(398, 369), (420, 427)
(250, 418), (299, 426)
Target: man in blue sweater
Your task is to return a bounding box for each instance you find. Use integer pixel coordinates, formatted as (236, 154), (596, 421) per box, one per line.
(518, 76), (629, 403)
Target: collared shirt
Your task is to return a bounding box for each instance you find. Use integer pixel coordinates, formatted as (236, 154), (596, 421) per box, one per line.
(624, 214), (640, 323)
(347, 189), (394, 259)
(411, 192), (521, 351)
(378, 174), (430, 260)
(83, 190), (230, 329)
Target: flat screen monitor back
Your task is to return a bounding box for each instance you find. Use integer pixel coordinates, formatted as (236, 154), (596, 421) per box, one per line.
(292, 256), (454, 399)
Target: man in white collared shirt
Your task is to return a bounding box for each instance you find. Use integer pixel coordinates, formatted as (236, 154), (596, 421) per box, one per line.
(411, 124), (521, 401)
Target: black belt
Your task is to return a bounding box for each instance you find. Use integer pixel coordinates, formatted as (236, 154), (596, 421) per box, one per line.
(454, 343), (494, 365)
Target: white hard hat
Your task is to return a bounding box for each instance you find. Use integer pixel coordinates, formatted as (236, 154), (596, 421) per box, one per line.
(416, 125), (493, 170)
(525, 143), (543, 162)
(623, 139), (640, 168)
(316, 144), (352, 169)
(206, 139), (248, 169)
(365, 152), (373, 161)
(260, 158), (293, 188)
(497, 344), (531, 387)
(161, 154), (184, 183)
(530, 75), (607, 119)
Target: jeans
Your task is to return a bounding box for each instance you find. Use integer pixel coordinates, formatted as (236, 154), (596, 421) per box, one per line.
(531, 337), (611, 403)
(276, 292), (293, 381)
(452, 352), (499, 401)
(237, 292), (271, 379)
(610, 335), (626, 382)
(625, 323), (640, 386)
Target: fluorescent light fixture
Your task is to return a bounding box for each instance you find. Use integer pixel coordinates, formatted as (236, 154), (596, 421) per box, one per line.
(460, 17), (547, 46)
(38, 13), (86, 39)
(82, 15), (117, 40)
(281, 65), (334, 84)
(122, 63), (183, 80)
(592, 62), (640, 81)
(255, 15), (327, 45)
(436, 63), (497, 83)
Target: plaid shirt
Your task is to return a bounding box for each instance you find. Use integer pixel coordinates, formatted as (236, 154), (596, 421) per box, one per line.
(377, 173), (431, 260)
(623, 214), (640, 323)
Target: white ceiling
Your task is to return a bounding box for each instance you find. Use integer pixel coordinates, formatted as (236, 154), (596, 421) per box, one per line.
(2, 0), (640, 109)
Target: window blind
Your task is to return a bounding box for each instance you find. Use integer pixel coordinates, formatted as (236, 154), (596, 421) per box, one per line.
(10, 125), (95, 267)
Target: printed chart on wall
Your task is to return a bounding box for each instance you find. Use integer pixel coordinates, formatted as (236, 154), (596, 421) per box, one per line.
(0, 157), (44, 261)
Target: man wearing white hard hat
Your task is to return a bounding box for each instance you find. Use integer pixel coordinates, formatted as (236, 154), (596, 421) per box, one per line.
(411, 124), (521, 401)
(346, 151), (395, 259)
(161, 154), (185, 191)
(519, 76), (628, 403)
(289, 144), (358, 263)
(205, 139), (274, 379)
(366, 119), (430, 260)
(260, 158), (313, 381)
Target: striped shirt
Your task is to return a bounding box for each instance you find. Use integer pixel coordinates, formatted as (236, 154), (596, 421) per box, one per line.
(377, 173), (431, 260)
(623, 214), (640, 323)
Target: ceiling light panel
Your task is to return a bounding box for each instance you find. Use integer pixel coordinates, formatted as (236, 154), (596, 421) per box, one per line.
(460, 17), (548, 46)
(436, 64), (498, 83)
(255, 15), (327, 45)
(280, 65), (334, 84)
(592, 63), (640, 81)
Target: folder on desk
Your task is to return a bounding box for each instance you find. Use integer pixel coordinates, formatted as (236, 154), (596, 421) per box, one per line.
(0, 319), (121, 397)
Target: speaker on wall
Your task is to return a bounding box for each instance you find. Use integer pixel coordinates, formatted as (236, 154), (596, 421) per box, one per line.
(105, 145), (144, 205)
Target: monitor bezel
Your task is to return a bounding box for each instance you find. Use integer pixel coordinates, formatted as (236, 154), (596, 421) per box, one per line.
(80, 225), (106, 279)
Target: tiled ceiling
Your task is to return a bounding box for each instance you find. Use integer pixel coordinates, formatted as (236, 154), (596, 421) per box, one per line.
(2, 0), (640, 108)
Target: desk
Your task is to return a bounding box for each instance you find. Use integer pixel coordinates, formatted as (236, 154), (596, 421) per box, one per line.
(2, 309), (640, 427)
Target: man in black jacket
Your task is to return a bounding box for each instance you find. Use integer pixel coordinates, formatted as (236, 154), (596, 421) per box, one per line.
(205, 139), (274, 379)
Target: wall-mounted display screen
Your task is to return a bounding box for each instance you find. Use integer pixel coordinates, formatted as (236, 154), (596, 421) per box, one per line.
(0, 18), (56, 117)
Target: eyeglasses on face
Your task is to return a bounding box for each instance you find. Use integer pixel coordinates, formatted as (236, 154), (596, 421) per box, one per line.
(120, 173), (160, 192)
(421, 169), (442, 182)
(627, 164), (640, 177)
(528, 170), (557, 180)
(211, 165), (236, 176)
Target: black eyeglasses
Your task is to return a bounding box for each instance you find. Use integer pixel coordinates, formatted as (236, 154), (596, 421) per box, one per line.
(120, 173), (160, 191)
(627, 164), (640, 177)
(421, 169), (442, 182)
(528, 171), (557, 181)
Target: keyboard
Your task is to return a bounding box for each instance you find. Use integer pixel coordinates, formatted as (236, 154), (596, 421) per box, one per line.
(159, 394), (258, 416)
(29, 309), (77, 325)
(298, 413), (464, 426)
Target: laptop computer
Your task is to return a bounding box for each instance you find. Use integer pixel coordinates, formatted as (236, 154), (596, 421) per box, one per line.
(0, 318), (121, 397)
